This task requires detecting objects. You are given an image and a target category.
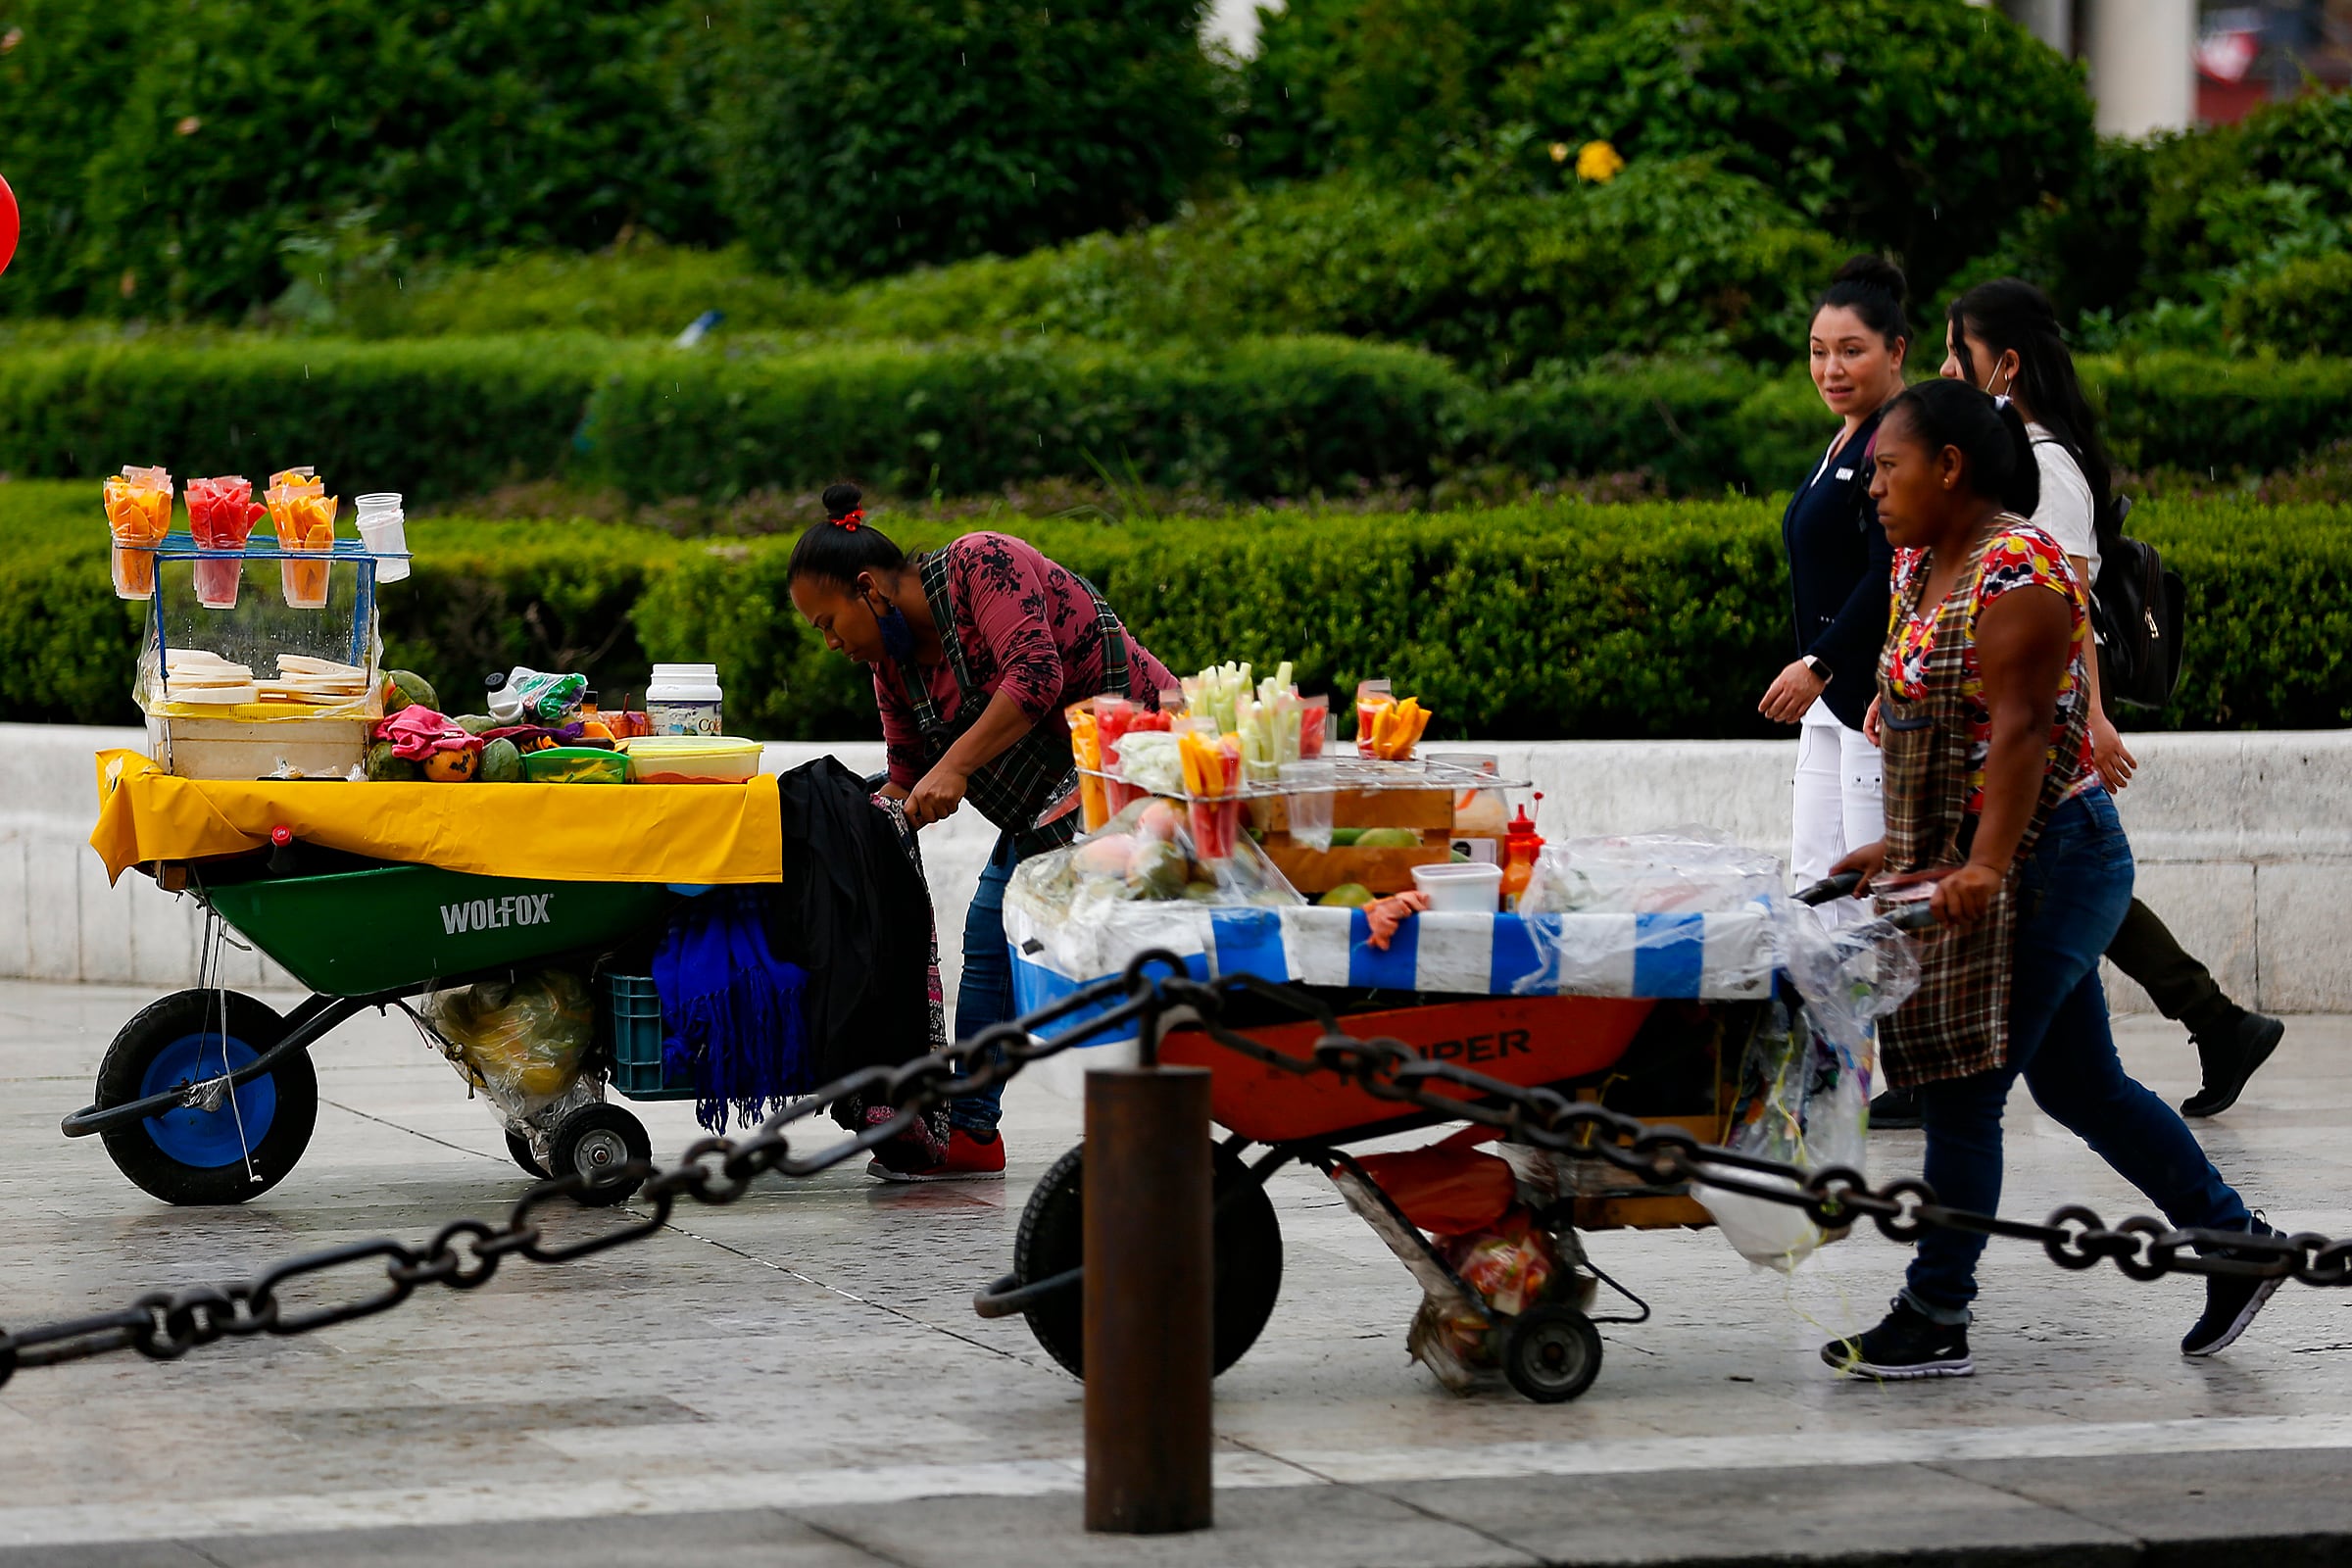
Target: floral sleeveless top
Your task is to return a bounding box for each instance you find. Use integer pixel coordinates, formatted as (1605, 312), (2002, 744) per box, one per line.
(1886, 523), (2099, 816)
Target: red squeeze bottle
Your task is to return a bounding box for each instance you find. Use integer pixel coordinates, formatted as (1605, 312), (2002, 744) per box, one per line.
(1500, 795), (1544, 912)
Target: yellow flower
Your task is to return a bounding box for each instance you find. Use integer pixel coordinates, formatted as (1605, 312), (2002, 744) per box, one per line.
(1575, 139), (1626, 183)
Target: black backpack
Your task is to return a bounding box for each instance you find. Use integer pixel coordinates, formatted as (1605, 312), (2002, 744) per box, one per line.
(2089, 494), (2187, 710)
(2031, 436), (2186, 710)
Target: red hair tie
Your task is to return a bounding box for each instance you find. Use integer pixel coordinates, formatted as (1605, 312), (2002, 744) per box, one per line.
(832, 509), (864, 532)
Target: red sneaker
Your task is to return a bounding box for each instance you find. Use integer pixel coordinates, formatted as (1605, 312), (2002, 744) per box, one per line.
(867, 1127), (1006, 1183)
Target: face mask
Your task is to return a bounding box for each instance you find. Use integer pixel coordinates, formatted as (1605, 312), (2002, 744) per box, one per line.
(1982, 363), (2014, 398)
(868, 590), (916, 663)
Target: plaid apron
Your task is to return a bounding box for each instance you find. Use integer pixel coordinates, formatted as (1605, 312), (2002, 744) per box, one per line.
(1876, 517), (2090, 1088)
(894, 549), (1133, 858)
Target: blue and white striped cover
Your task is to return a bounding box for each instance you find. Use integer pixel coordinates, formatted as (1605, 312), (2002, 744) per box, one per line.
(1004, 904), (1777, 1045)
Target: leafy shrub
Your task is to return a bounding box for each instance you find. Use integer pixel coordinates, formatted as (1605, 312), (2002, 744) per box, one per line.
(2096, 354), (2352, 479)
(8, 479), (2346, 735)
(1496, 0), (2092, 294)
(346, 243), (825, 341)
(1234, 0), (1557, 182)
(579, 334), (1471, 502)
(0, 0), (720, 320)
(0, 338), (614, 505)
(2226, 254), (2352, 359)
(706, 0), (1222, 283)
(818, 164), (1832, 377)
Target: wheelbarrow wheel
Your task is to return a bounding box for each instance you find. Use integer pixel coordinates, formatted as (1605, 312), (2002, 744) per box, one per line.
(1502, 1304), (1603, 1403)
(1011, 1141), (1284, 1380)
(505, 1131), (549, 1178)
(549, 1102), (650, 1205)
(93, 990), (318, 1206)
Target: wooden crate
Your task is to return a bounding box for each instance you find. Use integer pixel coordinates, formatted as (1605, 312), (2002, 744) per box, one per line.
(1266, 787), (1454, 833)
(1263, 837), (1449, 895)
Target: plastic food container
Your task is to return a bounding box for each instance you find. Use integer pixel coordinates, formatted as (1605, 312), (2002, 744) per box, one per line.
(621, 735), (761, 784)
(646, 662), (723, 736)
(1411, 861), (1502, 913)
(520, 746), (632, 785)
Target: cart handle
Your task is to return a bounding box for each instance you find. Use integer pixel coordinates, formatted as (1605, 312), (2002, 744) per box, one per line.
(972, 1266), (1082, 1319)
(1792, 870), (1864, 906)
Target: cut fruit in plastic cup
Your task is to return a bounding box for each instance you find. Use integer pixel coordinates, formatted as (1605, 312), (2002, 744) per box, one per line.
(112, 544), (157, 601)
(280, 553), (332, 610)
(192, 556), (243, 609)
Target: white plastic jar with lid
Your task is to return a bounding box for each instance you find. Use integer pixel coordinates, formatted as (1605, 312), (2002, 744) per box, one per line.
(646, 663), (724, 736)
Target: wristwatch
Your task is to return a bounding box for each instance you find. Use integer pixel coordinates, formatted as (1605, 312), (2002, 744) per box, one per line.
(1802, 655), (1833, 682)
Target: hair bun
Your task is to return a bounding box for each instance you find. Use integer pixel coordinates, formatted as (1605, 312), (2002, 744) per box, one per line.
(821, 480), (863, 520)
(1832, 254), (1908, 303)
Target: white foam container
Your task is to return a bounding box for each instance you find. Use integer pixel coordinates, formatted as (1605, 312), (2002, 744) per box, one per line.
(1411, 860), (1503, 913)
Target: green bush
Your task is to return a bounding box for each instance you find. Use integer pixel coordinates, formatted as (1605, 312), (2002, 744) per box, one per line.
(0, 0), (719, 320)
(2097, 354), (2352, 479)
(0, 337), (613, 505)
(345, 243), (825, 341)
(2226, 254), (2352, 359)
(579, 334), (1471, 502)
(8, 479), (2347, 736)
(1234, 0), (1557, 182)
(1493, 0), (2092, 295)
(707, 0), (1222, 283)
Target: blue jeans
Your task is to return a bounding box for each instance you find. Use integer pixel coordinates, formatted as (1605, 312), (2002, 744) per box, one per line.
(1904, 790), (2252, 1317)
(950, 832), (1021, 1133)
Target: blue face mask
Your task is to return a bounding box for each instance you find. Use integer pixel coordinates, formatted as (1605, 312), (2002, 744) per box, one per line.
(868, 591), (916, 663)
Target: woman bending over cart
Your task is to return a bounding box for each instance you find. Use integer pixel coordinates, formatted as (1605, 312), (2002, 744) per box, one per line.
(787, 486), (1177, 1182)
(1820, 380), (2281, 1379)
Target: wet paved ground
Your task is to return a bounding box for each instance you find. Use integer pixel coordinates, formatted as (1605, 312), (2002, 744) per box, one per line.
(2, 980), (2348, 1566)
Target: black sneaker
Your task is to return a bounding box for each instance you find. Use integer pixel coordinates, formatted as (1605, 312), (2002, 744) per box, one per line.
(1870, 1086), (1924, 1130)
(1821, 1298), (1973, 1380)
(2180, 1011), (2285, 1118)
(2182, 1217), (2285, 1356)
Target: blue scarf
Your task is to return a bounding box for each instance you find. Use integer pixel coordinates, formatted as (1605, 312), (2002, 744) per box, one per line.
(653, 886), (810, 1133)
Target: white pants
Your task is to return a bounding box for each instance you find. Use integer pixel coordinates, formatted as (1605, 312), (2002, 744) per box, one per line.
(1792, 711), (1886, 916)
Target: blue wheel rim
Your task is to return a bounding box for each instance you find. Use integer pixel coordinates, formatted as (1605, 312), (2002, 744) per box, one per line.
(137, 1029), (277, 1169)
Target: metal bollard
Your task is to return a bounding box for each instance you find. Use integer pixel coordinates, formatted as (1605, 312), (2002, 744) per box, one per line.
(1083, 1045), (1214, 1534)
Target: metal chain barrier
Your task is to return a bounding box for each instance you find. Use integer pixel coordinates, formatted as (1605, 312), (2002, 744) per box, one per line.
(5, 951), (2346, 1390)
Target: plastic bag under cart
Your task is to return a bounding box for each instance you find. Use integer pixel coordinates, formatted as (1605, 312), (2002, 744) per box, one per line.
(418, 967), (604, 1169)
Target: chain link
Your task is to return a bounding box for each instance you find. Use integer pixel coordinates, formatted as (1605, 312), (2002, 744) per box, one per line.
(4, 953), (2341, 1388)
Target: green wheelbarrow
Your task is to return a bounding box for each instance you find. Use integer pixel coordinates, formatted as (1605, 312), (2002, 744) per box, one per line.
(64, 844), (693, 1208)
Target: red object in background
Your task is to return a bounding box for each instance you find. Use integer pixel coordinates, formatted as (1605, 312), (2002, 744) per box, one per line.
(0, 173), (18, 278)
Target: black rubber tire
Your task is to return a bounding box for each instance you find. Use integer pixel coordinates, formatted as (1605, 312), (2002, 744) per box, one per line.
(1011, 1141), (1284, 1380)
(549, 1102), (651, 1205)
(1502, 1304), (1603, 1403)
(94, 990), (318, 1206)
(505, 1130), (549, 1178)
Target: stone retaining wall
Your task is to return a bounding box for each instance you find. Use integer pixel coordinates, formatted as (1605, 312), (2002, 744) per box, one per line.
(4, 723), (2346, 1018)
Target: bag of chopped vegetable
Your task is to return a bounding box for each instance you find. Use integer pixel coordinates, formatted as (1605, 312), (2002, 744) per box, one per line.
(421, 967), (597, 1117)
(1004, 794), (1304, 981)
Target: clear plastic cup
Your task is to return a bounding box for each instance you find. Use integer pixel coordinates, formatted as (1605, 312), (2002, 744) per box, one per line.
(355, 493), (411, 583)
(111, 544), (157, 601)
(1354, 679), (1392, 759)
(192, 556), (243, 610)
(1297, 694), (1330, 759)
(280, 538), (333, 609)
(1281, 760), (1339, 851)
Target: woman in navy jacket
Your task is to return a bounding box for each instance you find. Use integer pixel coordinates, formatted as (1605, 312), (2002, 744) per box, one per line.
(1758, 257), (1910, 908)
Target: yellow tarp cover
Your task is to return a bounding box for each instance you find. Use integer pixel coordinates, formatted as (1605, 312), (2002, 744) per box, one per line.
(90, 750), (783, 886)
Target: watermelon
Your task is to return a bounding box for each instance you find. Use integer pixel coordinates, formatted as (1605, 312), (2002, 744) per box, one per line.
(477, 738), (523, 783)
(380, 669), (438, 714)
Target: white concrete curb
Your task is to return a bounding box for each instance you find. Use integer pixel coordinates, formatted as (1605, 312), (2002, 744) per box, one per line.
(4, 723), (2347, 1019)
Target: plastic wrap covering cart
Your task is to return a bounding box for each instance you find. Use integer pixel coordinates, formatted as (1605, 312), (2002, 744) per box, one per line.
(986, 835), (1921, 1403)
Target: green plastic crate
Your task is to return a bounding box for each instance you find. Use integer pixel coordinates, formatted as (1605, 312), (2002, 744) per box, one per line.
(605, 972), (696, 1101)
(201, 864), (675, 997)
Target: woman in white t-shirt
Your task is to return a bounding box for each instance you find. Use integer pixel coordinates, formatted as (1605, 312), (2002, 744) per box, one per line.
(1910, 279), (2284, 1124)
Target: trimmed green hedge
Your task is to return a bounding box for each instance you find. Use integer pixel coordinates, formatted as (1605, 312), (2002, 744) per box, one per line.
(9, 480), (2342, 739)
(0, 338), (615, 507)
(7, 336), (2352, 505)
(579, 335), (1471, 502)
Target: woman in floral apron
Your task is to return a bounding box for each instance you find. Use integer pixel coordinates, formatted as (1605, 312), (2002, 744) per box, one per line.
(787, 485), (1177, 1182)
(1818, 382), (2279, 1379)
